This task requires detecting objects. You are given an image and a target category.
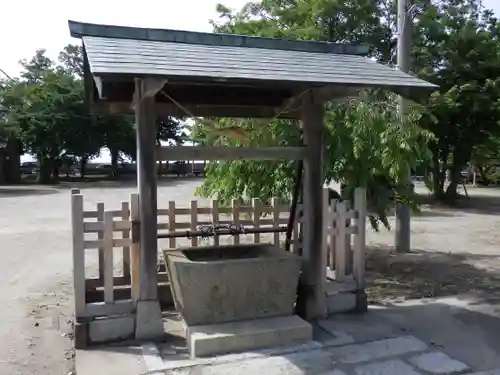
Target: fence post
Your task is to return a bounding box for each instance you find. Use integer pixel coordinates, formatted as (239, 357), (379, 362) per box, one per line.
(321, 188), (329, 286)
(103, 211), (115, 303)
(353, 187), (367, 288)
(212, 200), (220, 246)
(232, 199), (240, 245)
(71, 189), (86, 319)
(252, 198), (261, 244)
(97, 202), (105, 283)
(335, 201), (347, 281)
(190, 200), (198, 247)
(168, 201), (176, 248)
(344, 200), (353, 275)
(271, 198), (280, 246)
(130, 193), (140, 305)
(121, 202), (131, 283)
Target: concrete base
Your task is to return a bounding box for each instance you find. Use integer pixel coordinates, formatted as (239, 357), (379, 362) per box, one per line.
(89, 315), (135, 343)
(326, 292), (357, 315)
(186, 315), (312, 358)
(135, 299), (164, 341)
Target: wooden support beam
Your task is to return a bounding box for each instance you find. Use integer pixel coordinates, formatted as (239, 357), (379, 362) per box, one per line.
(95, 102), (300, 119)
(297, 90), (327, 320)
(134, 78), (159, 301)
(156, 146), (306, 161)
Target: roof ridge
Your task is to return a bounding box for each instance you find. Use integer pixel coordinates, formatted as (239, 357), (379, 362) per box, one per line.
(68, 20), (369, 55)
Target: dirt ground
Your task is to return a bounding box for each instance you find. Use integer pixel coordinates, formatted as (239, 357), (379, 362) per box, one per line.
(1, 179), (500, 374)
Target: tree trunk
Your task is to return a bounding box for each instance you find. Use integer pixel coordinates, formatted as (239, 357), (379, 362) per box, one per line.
(444, 147), (471, 201)
(110, 149), (119, 177)
(0, 153), (5, 185)
(79, 157), (88, 179)
(3, 139), (21, 184)
(37, 156), (53, 185)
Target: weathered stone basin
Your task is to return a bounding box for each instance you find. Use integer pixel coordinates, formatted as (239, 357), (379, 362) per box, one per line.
(163, 244), (302, 326)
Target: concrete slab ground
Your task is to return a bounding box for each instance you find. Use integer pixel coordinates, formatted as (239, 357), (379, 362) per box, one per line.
(76, 295), (500, 375)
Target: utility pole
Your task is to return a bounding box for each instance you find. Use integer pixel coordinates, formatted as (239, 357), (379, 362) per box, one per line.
(395, 0), (413, 252)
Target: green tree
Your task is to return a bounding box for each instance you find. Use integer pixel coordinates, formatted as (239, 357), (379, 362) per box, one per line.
(415, 4), (500, 199)
(193, 0), (434, 228)
(195, 95), (433, 230)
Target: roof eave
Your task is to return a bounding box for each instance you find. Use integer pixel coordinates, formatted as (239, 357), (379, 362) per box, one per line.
(68, 20), (370, 56)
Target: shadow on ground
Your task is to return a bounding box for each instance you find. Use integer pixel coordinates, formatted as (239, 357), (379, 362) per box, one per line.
(56, 176), (201, 190)
(417, 190), (500, 216)
(0, 187), (58, 198)
(366, 246), (500, 305)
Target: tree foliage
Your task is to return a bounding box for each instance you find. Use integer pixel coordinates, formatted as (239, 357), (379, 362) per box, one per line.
(199, 0), (500, 213)
(0, 44), (186, 183)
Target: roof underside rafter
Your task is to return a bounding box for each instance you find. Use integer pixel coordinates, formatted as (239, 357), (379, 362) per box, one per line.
(69, 21), (437, 119)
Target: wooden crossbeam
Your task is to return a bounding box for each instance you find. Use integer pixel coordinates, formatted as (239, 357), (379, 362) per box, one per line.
(156, 146), (306, 161)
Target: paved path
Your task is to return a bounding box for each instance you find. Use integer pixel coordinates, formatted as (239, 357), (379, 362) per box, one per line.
(76, 297), (500, 375)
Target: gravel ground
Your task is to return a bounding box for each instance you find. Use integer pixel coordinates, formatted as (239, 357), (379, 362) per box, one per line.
(1, 178), (499, 374)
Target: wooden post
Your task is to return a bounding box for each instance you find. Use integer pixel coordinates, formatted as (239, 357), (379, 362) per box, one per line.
(134, 77), (163, 340)
(97, 202), (105, 283)
(121, 201), (131, 283)
(103, 211), (115, 303)
(297, 91), (327, 319)
(130, 193), (140, 304)
(353, 187), (367, 289)
(135, 78), (159, 301)
(335, 202), (347, 281)
(71, 189), (86, 319)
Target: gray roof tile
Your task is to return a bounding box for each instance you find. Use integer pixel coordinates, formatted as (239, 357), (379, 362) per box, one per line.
(83, 36), (435, 90)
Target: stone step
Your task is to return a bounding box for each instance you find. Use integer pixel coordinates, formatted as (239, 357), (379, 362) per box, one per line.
(186, 315), (313, 358)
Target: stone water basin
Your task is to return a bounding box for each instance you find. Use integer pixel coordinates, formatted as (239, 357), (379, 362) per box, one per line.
(163, 244), (302, 326)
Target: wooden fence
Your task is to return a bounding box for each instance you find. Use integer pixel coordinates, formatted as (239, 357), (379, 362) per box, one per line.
(71, 187), (366, 321)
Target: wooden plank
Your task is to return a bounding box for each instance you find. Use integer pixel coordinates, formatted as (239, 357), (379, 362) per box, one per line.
(344, 200), (353, 276)
(252, 198), (261, 244)
(212, 200), (220, 246)
(321, 188), (329, 285)
(83, 209), (122, 219)
(353, 187), (367, 289)
(157, 146), (305, 161)
(335, 201), (347, 281)
(97, 203), (105, 283)
(121, 201), (131, 282)
(83, 220), (133, 232)
(328, 200), (337, 271)
(130, 193), (140, 305)
(86, 276), (130, 290)
(71, 190), (86, 319)
(84, 300), (134, 318)
(232, 199), (240, 245)
(292, 204), (300, 254)
(190, 200), (198, 247)
(168, 201), (176, 248)
(103, 211), (115, 303)
(272, 198), (280, 246)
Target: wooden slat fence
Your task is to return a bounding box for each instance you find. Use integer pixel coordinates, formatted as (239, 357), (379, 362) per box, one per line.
(324, 187), (367, 288)
(71, 187), (366, 321)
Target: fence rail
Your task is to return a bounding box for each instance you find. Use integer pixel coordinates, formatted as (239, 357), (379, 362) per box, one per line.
(71, 187), (366, 321)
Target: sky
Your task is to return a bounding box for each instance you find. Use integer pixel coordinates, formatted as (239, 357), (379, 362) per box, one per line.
(1, 0), (498, 162)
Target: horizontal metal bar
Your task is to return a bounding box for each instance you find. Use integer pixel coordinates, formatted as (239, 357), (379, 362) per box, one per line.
(157, 146), (305, 161)
(157, 225), (289, 239)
